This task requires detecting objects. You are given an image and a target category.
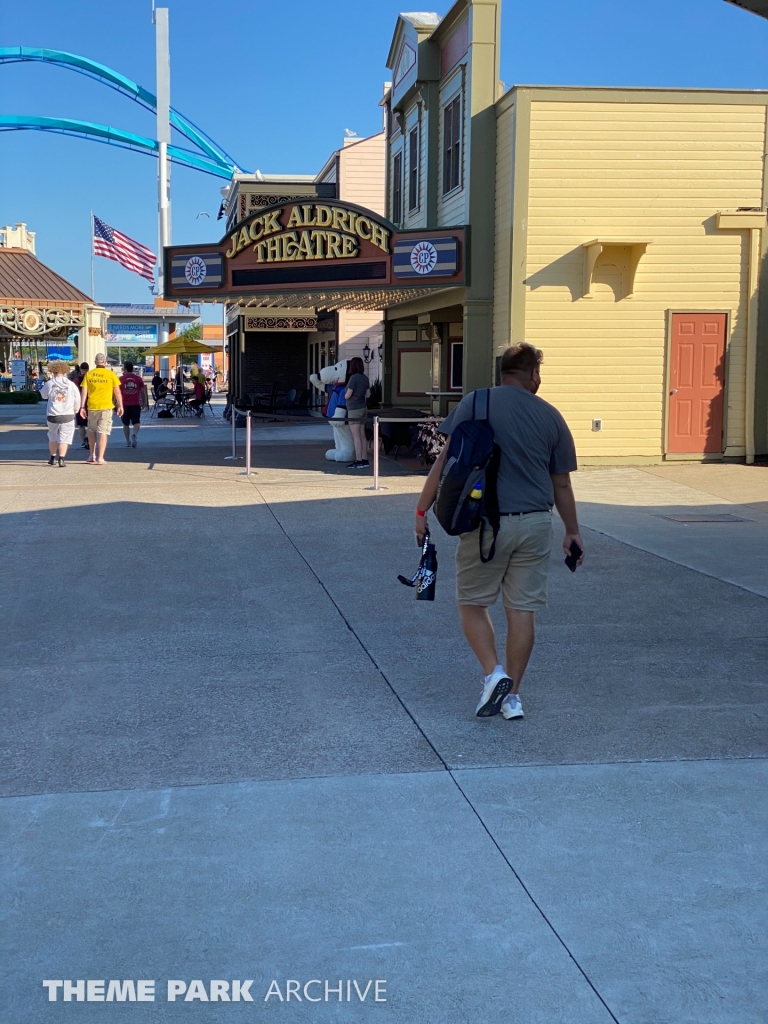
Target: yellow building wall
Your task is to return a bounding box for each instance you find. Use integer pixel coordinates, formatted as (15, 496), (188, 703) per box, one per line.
(521, 98), (766, 460)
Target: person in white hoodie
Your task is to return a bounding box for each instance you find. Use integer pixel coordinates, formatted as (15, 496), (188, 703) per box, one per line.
(40, 361), (82, 467)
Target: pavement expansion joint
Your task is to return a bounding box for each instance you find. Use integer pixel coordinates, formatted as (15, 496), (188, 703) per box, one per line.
(449, 770), (624, 1024)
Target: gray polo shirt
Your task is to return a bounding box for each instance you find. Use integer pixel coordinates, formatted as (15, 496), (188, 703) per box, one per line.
(438, 385), (577, 514)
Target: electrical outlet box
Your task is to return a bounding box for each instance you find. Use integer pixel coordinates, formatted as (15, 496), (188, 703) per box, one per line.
(592, 418), (602, 432)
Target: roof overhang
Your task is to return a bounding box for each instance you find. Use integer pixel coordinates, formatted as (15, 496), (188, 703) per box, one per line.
(221, 286), (458, 313)
(724, 0), (768, 18)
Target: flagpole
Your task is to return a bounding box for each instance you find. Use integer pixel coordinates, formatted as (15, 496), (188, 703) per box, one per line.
(90, 211), (95, 300)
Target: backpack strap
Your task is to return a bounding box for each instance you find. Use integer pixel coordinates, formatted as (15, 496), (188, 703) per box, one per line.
(472, 387), (490, 422)
(478, 388), (499, 563)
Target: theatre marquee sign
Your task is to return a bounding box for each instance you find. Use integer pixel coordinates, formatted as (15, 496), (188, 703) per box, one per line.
(164, 200), (465, 300)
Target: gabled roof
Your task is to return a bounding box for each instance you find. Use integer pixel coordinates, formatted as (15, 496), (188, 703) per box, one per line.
(0, 248), (92, 304)
(386, 11), (441, 69)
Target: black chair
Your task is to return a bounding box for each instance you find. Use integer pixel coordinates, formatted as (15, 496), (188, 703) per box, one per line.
(295, 388), (312, 415)
(248, 381), (279, 413)
(274, 387), (298, 414)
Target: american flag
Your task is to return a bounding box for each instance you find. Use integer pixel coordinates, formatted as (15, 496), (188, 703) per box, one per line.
(93, 216), (156, 284)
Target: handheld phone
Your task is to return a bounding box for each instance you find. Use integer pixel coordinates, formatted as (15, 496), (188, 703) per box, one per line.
(564, 540), (582, 573)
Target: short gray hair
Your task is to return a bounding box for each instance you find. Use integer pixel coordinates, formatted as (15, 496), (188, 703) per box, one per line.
(94, 352), (106, 365)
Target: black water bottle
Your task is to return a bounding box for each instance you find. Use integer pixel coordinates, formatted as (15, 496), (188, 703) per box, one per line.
(417, 538), (438, 601)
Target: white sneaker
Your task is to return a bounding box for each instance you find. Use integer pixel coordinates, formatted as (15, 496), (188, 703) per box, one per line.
(475, 668), (512, 718)
(500, 693), (524, 720)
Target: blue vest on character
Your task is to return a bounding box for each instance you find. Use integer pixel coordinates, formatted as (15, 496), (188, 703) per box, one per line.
(325, 383), (347, 418)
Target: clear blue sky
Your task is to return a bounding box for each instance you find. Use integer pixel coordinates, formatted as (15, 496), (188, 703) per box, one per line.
(2, 0), (767, 309)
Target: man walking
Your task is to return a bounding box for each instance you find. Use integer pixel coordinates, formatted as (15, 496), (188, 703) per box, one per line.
(119, 361), (147, 447)
(80, 354), (123, 465)
(414, 343), (584, 720)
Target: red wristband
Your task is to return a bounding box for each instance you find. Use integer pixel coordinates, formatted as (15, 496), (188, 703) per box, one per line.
(415, 509), (426, 517)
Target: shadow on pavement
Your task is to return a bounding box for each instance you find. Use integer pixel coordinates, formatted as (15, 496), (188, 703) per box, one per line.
(2, 490), (765, 798)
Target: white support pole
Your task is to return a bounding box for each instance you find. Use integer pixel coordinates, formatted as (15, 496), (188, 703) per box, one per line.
(155, 7), (171, 297)
(365, 416), (386, 492)
(89, 210), (95, 300)
(245, 411), (252, 475)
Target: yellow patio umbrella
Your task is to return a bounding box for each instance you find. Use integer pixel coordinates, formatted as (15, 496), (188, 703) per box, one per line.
(141, 337), (217, 356)
(142, 337), (218, 394)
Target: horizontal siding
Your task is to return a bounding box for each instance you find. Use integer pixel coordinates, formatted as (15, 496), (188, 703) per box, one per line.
(338, 135), (386, 351)
(339, 133), (385, 214)
(522, 100), (766, 458)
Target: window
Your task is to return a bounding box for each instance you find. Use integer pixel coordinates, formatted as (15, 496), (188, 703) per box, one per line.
(392, 152), (403, 224)
(398, 348), (432, 395)
(449, 342), (464, 390)
(408, 127), (419, 212)
(442, 96), (461, 194)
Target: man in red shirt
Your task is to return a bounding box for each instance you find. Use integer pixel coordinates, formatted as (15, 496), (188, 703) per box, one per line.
(119, 361), (147, 448)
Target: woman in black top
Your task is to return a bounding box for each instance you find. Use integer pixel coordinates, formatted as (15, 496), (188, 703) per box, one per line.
(344, 356), (370, 468)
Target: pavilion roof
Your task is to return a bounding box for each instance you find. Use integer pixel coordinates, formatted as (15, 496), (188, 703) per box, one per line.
(0, 248), (92, 305)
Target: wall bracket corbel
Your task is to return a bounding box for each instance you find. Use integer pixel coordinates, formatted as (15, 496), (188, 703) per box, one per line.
(582, 240), (650, 299)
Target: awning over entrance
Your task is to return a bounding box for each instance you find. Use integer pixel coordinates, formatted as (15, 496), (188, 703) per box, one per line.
(217, 284), (456, 312)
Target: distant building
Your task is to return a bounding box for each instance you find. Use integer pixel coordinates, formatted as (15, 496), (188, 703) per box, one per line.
(0, 223), (107, 368)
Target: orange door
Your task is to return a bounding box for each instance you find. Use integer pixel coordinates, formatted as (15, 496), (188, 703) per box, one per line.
(668, 313), (726, 454)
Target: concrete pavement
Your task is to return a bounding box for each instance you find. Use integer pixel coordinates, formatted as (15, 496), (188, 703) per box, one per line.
(1, 408), (766, 1023)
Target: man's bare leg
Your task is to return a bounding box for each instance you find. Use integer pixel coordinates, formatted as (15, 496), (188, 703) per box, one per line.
(87, 430), (97, 458)
(123, 423), (131, 444)
(95, 433), (108, 461)
(504, 608), (535, 694)
(458, 605), (499, 676)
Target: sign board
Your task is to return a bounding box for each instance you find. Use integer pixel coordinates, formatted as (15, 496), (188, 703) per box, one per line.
(107, 324), (158, 345)
(11, 358), (27, 390)
(163, 201), (465, 301)
(46, 345), (75, 360)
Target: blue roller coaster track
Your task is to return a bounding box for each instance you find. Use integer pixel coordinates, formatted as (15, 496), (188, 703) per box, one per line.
(0, 46), (244, 179)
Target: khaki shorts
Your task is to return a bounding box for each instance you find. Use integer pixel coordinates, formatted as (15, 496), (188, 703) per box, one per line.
(456, 511), (553, 611)
(87, 409), (114, 435)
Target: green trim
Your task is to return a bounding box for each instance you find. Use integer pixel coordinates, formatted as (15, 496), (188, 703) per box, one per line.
(425, 81), (440, 227)
(385, 286), (467, 321)
(510, 90), (531, 345)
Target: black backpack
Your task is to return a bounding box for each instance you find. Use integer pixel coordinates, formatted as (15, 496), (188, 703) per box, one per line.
(434, 388), (500, 562)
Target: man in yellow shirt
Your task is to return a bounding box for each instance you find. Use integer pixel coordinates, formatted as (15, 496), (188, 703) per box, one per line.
(80, 353), (123, 464)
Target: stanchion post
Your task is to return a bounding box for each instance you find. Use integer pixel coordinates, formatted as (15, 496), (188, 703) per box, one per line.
(245, 410), (252, 476)
(373, 416), (380, 490)
(225, 400), (242, 460)
(367, 415), (436, 493)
